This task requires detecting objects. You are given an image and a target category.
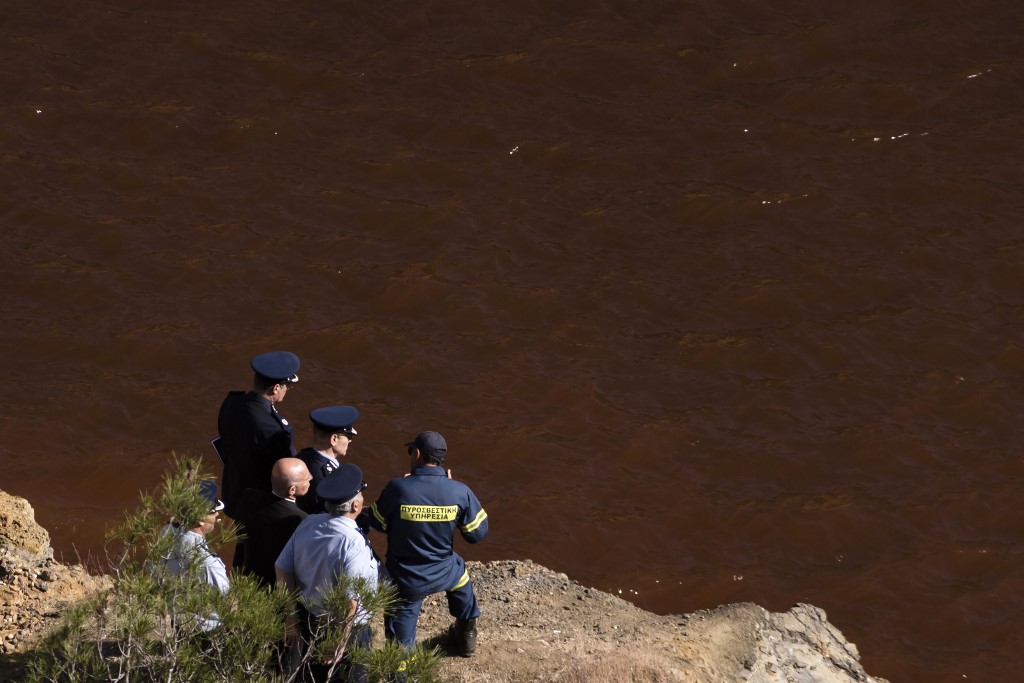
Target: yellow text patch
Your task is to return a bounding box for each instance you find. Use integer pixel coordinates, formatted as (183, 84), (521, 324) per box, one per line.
(400, 505), (458, 522)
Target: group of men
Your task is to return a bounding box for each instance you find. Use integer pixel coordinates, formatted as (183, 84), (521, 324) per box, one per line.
(166, 350), (489, 681)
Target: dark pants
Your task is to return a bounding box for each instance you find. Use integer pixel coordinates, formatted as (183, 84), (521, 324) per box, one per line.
(297, 609), (372, 683)
(384, 579), (479, 649)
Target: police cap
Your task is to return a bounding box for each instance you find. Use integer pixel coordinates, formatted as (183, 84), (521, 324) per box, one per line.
(317, 463), (367, 503)
(199, 480), (225, 513)
(250, 351), (300, 383)
(406, 431), (447, 461)
(309, 406), (359, 437)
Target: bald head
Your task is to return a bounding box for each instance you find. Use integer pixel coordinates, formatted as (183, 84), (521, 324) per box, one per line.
(271, 458), (312, 500)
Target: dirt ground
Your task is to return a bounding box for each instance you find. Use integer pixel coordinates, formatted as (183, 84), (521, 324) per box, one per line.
(1, 541), (884, 683)
(418, 559), (693, 682)
(405, 560), (885, 683)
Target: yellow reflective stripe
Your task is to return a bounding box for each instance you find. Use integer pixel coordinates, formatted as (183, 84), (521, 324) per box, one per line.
(396, 649), (425, 672)
(370, 502), (388, 531)
(460, 509), (487, 533)
(448, 570), (470, 592)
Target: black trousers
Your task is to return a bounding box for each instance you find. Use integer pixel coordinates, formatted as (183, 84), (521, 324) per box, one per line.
(296, 608), (372, 683)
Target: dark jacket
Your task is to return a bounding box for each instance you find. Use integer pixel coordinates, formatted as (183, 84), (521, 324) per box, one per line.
(295, 447), (340, 515)
(368, 466), (488, 595)
(234, 487), (308, 588)
(217, 391), (296, 517)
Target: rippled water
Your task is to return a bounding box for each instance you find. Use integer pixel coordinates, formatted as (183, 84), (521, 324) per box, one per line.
(3, 1), (1023, 680)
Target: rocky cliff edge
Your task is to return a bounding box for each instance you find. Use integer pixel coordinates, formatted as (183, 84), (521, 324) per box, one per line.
(0, 491), (888, 682)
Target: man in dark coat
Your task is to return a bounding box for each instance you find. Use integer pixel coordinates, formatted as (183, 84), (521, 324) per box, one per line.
(234, 457), (312, 588)
(217, 351), (301, 520)
(295, 405), (359, 515)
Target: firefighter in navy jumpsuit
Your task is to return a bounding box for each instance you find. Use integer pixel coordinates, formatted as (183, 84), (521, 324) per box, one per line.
(367, 431), (488, 656)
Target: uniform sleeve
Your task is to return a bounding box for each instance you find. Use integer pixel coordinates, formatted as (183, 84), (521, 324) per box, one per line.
(458, 487), (488, 543)
(368, 482), (397, 533)
(275, 532), (297, 574)
(203, 555), (231, 595)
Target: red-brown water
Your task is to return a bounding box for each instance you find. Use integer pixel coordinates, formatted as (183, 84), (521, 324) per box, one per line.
(3, 1), (1023, 680)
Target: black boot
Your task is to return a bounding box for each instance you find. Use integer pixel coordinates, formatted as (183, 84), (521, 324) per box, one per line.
(453, 618), (477, 657)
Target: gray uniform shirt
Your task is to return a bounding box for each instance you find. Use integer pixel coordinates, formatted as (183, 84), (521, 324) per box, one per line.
(275, 514), (380, 623)
(159, 524), (230, 631)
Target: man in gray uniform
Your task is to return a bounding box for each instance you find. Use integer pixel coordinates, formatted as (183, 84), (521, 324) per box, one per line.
(159, 480), (230, 632)
(276, 464), (380, 683)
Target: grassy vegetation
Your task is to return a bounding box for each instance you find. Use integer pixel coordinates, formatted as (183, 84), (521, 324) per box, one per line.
(25, 456), (438, 683)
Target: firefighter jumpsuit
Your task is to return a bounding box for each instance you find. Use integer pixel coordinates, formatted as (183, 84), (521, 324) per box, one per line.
(368, 465), (488, 648)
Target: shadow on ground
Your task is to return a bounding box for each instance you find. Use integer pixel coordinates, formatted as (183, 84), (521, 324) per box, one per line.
(422, 628), (464, 659)
(0, 650), (30, 683)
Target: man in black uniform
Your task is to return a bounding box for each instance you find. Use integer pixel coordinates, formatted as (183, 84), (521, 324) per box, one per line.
(233, 457), (311, 588)
(217, 351), (301, 519)
(295, 405), (359, 515)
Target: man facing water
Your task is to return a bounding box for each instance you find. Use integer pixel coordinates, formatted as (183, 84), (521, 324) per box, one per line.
(296, 405), (360, 515)
(276, 464), (381, 683)
(367, 431), (488, 657)
(159, 480), (230, 632)
(217, 351), (300, 519)
(235, 457), (312, 588)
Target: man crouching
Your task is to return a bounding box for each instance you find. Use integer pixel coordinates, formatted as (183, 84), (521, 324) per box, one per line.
(367, 431), (488, 657)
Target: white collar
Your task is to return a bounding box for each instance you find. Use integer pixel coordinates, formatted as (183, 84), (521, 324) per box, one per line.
(317, 449), (339, 464)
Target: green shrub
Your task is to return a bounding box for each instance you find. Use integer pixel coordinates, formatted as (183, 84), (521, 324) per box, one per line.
(25, 456), (439, 683)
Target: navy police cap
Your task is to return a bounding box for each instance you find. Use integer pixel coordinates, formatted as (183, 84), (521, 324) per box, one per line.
(250, 351), (300, 383)
(317, 463), (367, 503)
(406, 431), (447, 460)
(310, 406), (359, 437)
(199, 480), (225, 513)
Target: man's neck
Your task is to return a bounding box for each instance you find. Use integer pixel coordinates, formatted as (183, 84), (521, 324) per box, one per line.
(255, 392), (276, 405)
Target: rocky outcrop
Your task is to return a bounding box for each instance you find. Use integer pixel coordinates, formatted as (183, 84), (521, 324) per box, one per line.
(0, 492), (51, 563)
(681, 602), (882, 683)
(0, 491), (110, 663)
(0, 493), (887, 682)
(419, 560), (889, 682)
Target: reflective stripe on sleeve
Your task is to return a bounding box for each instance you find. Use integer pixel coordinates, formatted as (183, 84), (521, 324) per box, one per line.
(460, 508), (487, 533)
(370, 502), (388, 531)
